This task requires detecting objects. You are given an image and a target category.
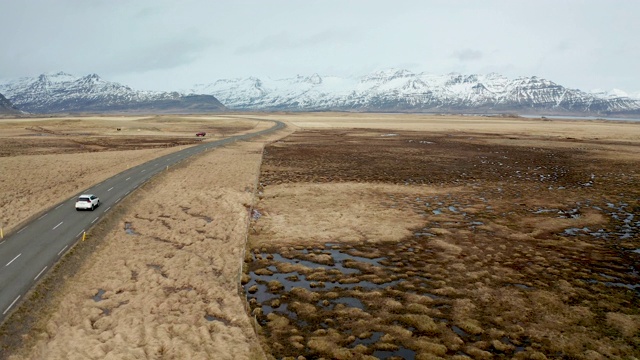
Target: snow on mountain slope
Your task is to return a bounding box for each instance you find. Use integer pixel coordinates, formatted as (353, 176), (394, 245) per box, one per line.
(190, 69), (640, 116)
(590, 88), (640, 100)
(0, 72), (226, 113)
(2, 70), (637, 115)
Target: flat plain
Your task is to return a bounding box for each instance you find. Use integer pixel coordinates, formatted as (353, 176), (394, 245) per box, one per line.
(0, 113), (639, 359)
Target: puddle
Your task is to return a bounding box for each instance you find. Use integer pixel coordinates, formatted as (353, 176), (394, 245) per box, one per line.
(597, 273), (618, 280)
(246, 238), (587, 358)
(537, 202), (639, 241)
(124, 222), (138, 235)
(93, 289), (106, 302)
(581, 277), (640, 294)
(330, 297), (364, 310)
(269, 249), (385, 274)
(204, 314), (232, 325)
(195, 215), (212, 223)
(244, 241), (450, 358)
(334, 250), (385, 267)
(563, 227), (590, 236)
(451, 325), (468, 337)
(514, 337), (532, 353)
(450, 325), (483, 344)
(510, 283), (533, 290)
(266, 302), (292, 317)
(270, 253), (346, 272)
(605, 282), (640, 292)
(326, 279), (402, 290)
(558, 208), (581, 219)
(373, 347), (417, 359)
(248, 274), (302, 300)
(599, 202), (639, 240)
(350, 331), (383, 347)
(247, 269), (402, 296)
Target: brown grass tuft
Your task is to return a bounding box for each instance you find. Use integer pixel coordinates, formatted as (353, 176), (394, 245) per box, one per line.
(606, 312), (640, 338)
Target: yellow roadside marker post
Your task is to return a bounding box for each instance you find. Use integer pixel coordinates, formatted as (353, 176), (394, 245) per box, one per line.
(82, 232), (86, 241)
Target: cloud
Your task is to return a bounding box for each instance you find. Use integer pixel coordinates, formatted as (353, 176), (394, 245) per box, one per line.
(452, 49), (484, 62)
(102, 34), (215, 74)
(235, 29), (357, 55)
(554, 40), (572, 52)
(2, 0), (638, 93)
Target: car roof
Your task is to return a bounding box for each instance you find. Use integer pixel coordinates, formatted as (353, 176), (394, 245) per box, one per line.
(78, 194), (95, 197)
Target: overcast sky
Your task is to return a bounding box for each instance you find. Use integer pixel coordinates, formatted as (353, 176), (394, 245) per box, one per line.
(1, 0), (638, 94)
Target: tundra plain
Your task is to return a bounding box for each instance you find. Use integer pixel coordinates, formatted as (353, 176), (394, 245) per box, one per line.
(0, 113), (639, 359)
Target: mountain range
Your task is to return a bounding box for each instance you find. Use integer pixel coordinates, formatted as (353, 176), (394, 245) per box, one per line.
(1, 70), (639, 116)
(0, 72), (225, 114)
(190, 69), (640, 116)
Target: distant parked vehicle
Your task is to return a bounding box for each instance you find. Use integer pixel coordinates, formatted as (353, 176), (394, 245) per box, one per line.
(196, 132), (206, 137)
(75, 194), (100, 211)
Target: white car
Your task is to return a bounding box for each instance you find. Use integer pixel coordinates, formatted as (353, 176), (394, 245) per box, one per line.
(75, 194), (100, 211)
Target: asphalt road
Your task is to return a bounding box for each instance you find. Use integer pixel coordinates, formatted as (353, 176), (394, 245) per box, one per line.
(0, 120), (284, 324)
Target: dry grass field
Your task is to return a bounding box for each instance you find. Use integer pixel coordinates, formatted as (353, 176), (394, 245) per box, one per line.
(0, 115), (290, 359)
(0, 115), (260, 234)
(0, 113), (639, 359)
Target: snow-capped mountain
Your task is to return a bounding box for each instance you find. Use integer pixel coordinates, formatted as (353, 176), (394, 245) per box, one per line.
(0, 92), (20, 114)
(2, 70), (638, 116)
(590, 88), (640, 100)
(0, 72), (226, 114)
(191, 69), (640, 116)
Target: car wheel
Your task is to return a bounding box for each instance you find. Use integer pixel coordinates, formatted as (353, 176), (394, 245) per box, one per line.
(91, 204), (94, 211)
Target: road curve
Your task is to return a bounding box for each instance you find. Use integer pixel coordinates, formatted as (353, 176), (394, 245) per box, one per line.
(0, 119), (285, 325)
